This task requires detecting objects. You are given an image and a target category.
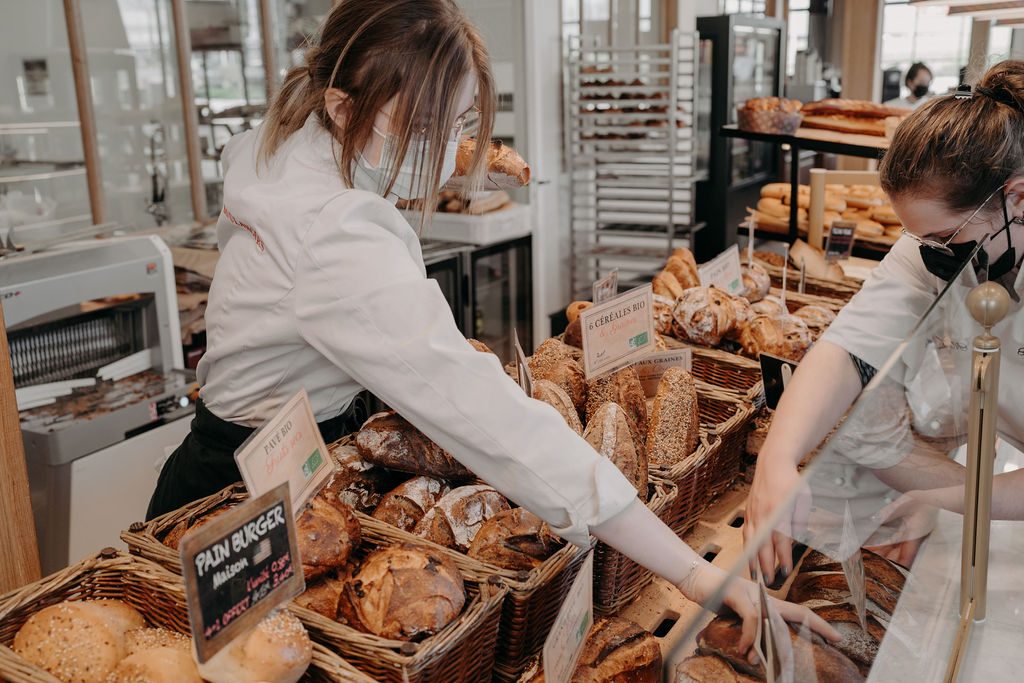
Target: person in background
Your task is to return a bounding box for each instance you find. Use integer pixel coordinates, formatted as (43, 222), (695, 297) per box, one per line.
(884, 62), (934, 109)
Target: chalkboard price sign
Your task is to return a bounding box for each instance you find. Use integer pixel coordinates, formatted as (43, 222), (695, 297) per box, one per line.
(180, 483), (305, 663)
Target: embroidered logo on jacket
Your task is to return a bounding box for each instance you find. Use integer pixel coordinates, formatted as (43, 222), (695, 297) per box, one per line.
(222, 206), (266, 252)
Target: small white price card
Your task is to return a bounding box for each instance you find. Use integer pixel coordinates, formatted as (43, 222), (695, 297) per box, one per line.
(543, 550), (594, 683)
(698, 244), (744, 296)
(234, 390), (335, 517)
(633, 348), (693, 398)
(592, 269), (620, 305)
(579, 285), (655, 380)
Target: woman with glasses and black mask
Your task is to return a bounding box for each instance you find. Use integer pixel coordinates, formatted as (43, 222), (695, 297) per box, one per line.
(744, 60), (1024, 579)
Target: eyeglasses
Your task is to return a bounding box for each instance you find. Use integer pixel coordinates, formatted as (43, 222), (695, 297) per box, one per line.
(379, 105), (480, 139)
(901, 185), (1004, 256)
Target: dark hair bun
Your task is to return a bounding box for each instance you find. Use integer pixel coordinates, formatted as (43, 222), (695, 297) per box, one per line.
(978, 60), (1024, 113)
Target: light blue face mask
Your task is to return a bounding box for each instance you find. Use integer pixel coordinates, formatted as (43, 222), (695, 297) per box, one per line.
(352, 126), (458, 201)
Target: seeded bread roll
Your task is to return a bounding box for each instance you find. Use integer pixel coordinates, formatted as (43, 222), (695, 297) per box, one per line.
(320, 443), (402, 514)
(677, 655), (761, 683)
(468, 508), (564, 571)
(124, 628), (190, 655)
(529, 339), (587, 417)
(356, 411), (472, 479)
(293, 575), (346, 620)
(338, 543), (465, 641)
(653, 270), (685, 299)
(585, 366), (649, 440)
(297, 496), (361, 582)
(532, 379), (584, 434)
(583, 402), (648, 499)
(413, 484), (511, 551)
(13, 602), (128, 683)
(197, 611), (312, 683)
(741, 263), (771, 303)
(108, 647), (202, 683)
(646, 367), (701, 468)
(672, 287), (737, 347)
(372, 476), (451, 532)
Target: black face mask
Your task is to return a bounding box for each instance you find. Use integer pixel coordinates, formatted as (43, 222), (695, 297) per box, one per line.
(912, 84), (930, 98)
(920, 192), (1017, 282)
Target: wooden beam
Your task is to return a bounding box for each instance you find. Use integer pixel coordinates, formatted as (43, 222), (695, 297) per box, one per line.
(0, 300), (42, 591)
(258, 0), (277, 100)
(838, 0), (884, 170)
(968, 19), (993, 80)
(63, 0), (104, 225)
(170, 0), (208, 224)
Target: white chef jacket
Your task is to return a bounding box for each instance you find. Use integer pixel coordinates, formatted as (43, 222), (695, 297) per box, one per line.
(821, 234), (1024, 469)
(196, 114), (637, 546)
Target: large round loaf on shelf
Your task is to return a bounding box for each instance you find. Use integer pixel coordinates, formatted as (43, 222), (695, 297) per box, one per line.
(296, 496), (361, 582)
(533, 379), (584, 434)
(371, 475), (450, 532)
(355, 410), (472, 479)
(467, 508), (564, 571)
(108, 647), (202, 683)
(645, 366), (701, 469)
(585, 366), (648, 440)
(320, 443), (402, 513)
(672, 287), (737, 347)
(197, 611), (312, 683)
(413, 484), (511, 551)
(338, 543), (466, 641)
(583, 402), (648, 499)
(529, 339), (588, 417)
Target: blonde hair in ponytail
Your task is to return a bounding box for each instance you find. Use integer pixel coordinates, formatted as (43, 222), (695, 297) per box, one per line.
(258, 0), (495, 225)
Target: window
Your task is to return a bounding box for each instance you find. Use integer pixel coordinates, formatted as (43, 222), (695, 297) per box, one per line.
(787, 0), (810, 78)
(880, 0), (971, 99)
(722, 0), (766, 14)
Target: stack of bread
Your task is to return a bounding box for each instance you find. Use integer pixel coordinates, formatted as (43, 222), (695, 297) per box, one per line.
(517, 616), (662, 682)
(678, 547), (910, 682)
(11, 598), (312, 683)
(645, 247), (826, 362)
(748, 182), (903, 244)
(799, 99), (911, 137)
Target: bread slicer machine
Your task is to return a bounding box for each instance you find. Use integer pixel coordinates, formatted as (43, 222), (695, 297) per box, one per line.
(0, 235), (197, 573)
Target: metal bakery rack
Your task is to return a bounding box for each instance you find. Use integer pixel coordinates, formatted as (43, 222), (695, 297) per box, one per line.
(564, 29), (705, 300)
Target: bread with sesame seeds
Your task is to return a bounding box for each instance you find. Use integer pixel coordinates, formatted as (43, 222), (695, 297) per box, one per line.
(646, 366), (701, 468)
(13, 601), (127, 683)
(196, 610), (312, 683)
(107, 646), (202, 683)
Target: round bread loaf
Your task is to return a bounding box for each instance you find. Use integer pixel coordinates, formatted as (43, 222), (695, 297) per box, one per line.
(739, 314), (786, 359)
(563, 317), (583, 348)
(646, 367), (701, 469)
(780, 315), (813, 361)
(356, 411), (472, 479)
(532, 379), (584, 434)
(297, 496), (361, 582)
(83, 599), (146, 637)
(740, 263), (771, 303)
(751, 294), (787, 318)
(653, 270), (685, 300)
(528, 339), (587, 417)
(372, 475), (450, 532)
(652, 294), (676, 335)
(197, 611), (312, 683)
(339, 543), (465, 641)
(793, 304), (836, 336)
(583, 402), (648, 498)
(672, 287), (737, 347)
(565, 300), (593, 324)
(293, 575), (346, 621)
(13, 601), (131, 683)
(727, 295), (754, 341)
(468, 508), (564, 571)
(413, 484), (511, 551)
(108, 647), (202, 683)
(319, 443), (401, 514)
(124, 627), (190, 655)
(585, 366), (648, 440)
(162, 506), (235, 550)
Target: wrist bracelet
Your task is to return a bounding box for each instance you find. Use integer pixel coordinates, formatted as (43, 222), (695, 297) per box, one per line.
(677, 558), (703, 597)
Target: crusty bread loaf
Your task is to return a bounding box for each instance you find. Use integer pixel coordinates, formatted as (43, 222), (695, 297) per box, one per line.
(293, 575), (346, 621)
(789, 572), (899, 616)
(653, 270), (685, 299)
(338, 543), (465, 641)
(781, 315), (813, 361)
(529, 339), (588, 417)
(108, 647), (202, 683)
(516, 617), (661, 683)
(533, 379), (584, 434)
(372, 476), (450, 532)
(665, 255), (700, 290)
(197, 611), (312, 683)
(653, 294), (676, 335)
(563, 317), (583, 349)
(800, 548), (908, 592)
(800, 98), (911, 119)
(645, 367), (701, 469)
(356, 411), (472, 479)
(677, 655), (761, 682)
(755, 250), (787, 268)
(414, 484), (511, 551)
(467, 508), (564, 571)
(739, 314), (786, 360)
(728, 296), (755, 342)
(793, 304), (837, 336)
(583, 402), (648, 499)
(672, 287), (737, 347)
(297, 496), (361, 582)
(162, 506), (235, 550)
(740, 263), (771, 303)
(751, 294), (787, 318)
(320, 443), (402, 514)
(13, 602), (128, 683)
(812, 604), (886, 676)
(454, 138), (531, 188)
(566, 301), (593, 324)
(585, 366), (649, 440)
(672, 248), (700, 283)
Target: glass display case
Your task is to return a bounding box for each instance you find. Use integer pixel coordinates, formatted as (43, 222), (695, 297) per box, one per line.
(669, 250), (1022, 682)
(694, 14), (785, 259)
(466, 235), (532, 366)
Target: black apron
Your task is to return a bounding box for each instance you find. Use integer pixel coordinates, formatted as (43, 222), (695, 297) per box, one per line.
(146, 394), (370, 520)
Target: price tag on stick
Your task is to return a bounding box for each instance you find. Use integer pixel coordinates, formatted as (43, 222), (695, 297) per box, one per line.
(759, 353), (799, 411)
(747, 215), (756, 267)
(592, 269), (620, 305)
(234, 390), (335, 517)
(825, 220), (856, 263)
(798, 259), (807, 295)
(579, 285), (655, 379)
(543, 551), (594, 683)
(180, 483), (304, 664)
(698, 244), (745, 296)
(514, 328), (533, 396)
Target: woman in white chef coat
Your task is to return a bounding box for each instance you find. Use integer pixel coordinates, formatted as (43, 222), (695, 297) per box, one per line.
(745, 60), (1024, 578)
(146, 0), (837, 650)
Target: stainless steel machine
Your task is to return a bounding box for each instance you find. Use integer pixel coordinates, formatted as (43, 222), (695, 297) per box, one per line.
(0, 235), (196, 573)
